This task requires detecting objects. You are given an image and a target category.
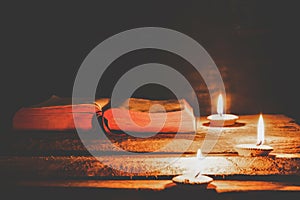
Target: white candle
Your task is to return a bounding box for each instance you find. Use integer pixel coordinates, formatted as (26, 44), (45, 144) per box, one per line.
(172, 148), (213, 185)
(207, 94), (238, 127)
(235, 114), (273, 156)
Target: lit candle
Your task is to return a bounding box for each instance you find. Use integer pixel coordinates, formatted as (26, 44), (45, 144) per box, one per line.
(207, 94), (239, 127)
(172, 149), (213, 185)
(235, 114), (273, 156)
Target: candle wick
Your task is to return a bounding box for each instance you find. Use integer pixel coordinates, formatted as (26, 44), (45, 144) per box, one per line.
(194, 171), (201, 178)
(256, 141), (262, 146)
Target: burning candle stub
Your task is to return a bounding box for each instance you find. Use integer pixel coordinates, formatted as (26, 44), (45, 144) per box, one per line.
(172, 149), (213, 185)
(207, 94), (238, 127)
(235, 114), (273, 156)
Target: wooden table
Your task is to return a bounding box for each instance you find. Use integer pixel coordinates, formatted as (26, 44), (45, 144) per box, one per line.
(1, 115), (300, 199)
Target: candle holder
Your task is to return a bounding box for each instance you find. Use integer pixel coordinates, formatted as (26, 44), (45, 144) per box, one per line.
(235, 114), (273, 156)
(207, 94), (238, 127)
(235, 144), (273, 157)
(172, 174), (213, 185)
(207, 114), (239, 127)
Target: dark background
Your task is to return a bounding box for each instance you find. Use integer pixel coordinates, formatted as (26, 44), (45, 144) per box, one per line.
(1, 0), (299, 133)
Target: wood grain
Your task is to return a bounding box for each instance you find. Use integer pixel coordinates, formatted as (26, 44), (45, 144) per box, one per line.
(13, 179), (300, 193)
(1, 114), (299, 193)
(2, 114), (299, 155)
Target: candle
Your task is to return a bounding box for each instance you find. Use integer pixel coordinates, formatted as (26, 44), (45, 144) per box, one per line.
(207, 94), (239, 127)
(235, 114), (273, 156)
(172, 149), (213, 185)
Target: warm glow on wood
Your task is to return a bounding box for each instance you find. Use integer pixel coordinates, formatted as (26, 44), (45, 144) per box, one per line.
(217, 94), (223, 115)
(257, 114), (265, 145)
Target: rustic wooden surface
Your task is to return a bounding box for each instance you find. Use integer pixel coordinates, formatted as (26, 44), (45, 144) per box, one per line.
(0, 154), (300, 178)
(14, 179), (300, 193)
(0, 114), (299, 195)
(1, 114), (299, 155)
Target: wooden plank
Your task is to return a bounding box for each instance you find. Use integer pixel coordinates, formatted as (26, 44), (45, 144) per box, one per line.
(209, 180), (300, 193)
(13, 179), (300, 193)
(16, 179), (174, 191)
(1, 115), (299, 155)
(0, 155), (299, 178)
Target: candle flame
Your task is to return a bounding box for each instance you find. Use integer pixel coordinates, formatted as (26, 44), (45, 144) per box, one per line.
(257, 114), (264, 145)
(217, 94), (223, 115)
(196, 149), (203, 159)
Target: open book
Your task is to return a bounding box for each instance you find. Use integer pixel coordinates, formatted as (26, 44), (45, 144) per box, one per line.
(13, 95), (110, 131)
(13, 96), (196, 133)
(102, 98), (196, 134)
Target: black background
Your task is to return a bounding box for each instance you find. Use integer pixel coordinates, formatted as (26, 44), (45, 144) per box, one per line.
(1, 0), (299, 133)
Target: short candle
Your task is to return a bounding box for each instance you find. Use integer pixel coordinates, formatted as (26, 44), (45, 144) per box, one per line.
(172, 149), (213, 185)
(235, 114), (273, 156)
(207, 94), (238, 127)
